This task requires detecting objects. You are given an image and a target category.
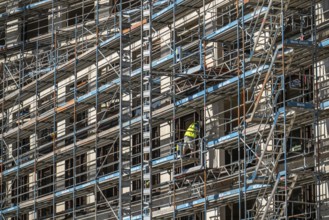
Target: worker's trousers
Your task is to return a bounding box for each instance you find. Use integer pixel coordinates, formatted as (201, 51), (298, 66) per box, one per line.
(183, 136), (195, 156)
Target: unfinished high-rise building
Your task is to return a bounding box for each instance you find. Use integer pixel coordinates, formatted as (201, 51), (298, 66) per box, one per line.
(1, 0), (329, 219)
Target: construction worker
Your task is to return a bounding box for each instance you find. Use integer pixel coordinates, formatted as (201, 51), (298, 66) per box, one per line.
(183, 121), (200, 157)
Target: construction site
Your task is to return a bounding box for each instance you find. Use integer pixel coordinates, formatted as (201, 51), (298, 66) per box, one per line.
(1, 0), (329, 219)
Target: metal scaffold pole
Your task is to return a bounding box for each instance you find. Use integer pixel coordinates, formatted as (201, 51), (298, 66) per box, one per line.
(94, 0), (99, 218)
(202, 0), (207, 219)
(281, 0), (288, 218)
(51, 0), (58, 218)
(119, 0), (123, 217)
(73, 16), (78, 220)
(172, 0), (177, 218)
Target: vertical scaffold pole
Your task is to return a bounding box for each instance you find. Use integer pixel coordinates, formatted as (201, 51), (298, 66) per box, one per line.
(202, 0), (207, 219)
(281, 0), (288, 218)
(119, 0), (124, 218)
(94, 0), (100, 217)
(236, 0), (242, 219)
(241, 0), (247, 218)
(72, 15), (79, 220)
(172, 0), (177, 218)
(51, 0), (58, 218)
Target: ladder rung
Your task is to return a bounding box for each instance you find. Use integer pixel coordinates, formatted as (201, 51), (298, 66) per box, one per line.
(143, 10), (150, 17)
(143, 147), (150, 153)
(143, 50), (150, 56)
(143, 105), (150, 112)
(143, 90), (151, 97)
(143, 23), (150, 30)
(143, 188), (151, 195)
(143, 64), (150, 71)
(143, 132), (150, 139)
(143, 173), (151, 180)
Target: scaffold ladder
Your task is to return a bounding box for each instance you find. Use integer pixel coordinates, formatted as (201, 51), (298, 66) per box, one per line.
(119, 0), (132, 218)
(141, 1), (153, 219)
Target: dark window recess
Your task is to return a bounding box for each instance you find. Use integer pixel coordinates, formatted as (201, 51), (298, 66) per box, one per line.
(132, 133), (141, 166)
(38, 126), (55, 154)
(152, 127), (160, 159)
(69, 110), (87, 126)
(37, 206), (53, 220)
(132, 179), (141, 191)
(38, 166), (54, 196)
(323, 0), (329, 19)
(0, 182), (5, 202)
(287, 184), (315, 219)
(11, 214), (29, 220)
(65, 154), (87, 187)
(287, 126), (312, 154)
(12, 137), (30, 158)
(132, 133), (141, 191)
(132, 126), (161, 191)
(224, 201), (254, 220)
(0, 30), (4, 46)
(76, 111), (88, 129)
(97, 143), (119, 176)
(38, 93), (54, 115)
(11, 175), (29, 204)
(22, 13), (48, 41)
(65, 196), (86, 218)
(66, 110), (88, 145)
(68, 4), (94, 26)
(97, 187), (117, 202)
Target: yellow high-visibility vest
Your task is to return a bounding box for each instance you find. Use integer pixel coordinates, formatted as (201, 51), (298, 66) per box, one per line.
(184, 122), (198, 138)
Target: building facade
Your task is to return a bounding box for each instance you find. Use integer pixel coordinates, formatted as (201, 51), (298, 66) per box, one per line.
(1, 0), (329, 219)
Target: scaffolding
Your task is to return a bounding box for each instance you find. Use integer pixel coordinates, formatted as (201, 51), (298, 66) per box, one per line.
(1, 0), (329, 219)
